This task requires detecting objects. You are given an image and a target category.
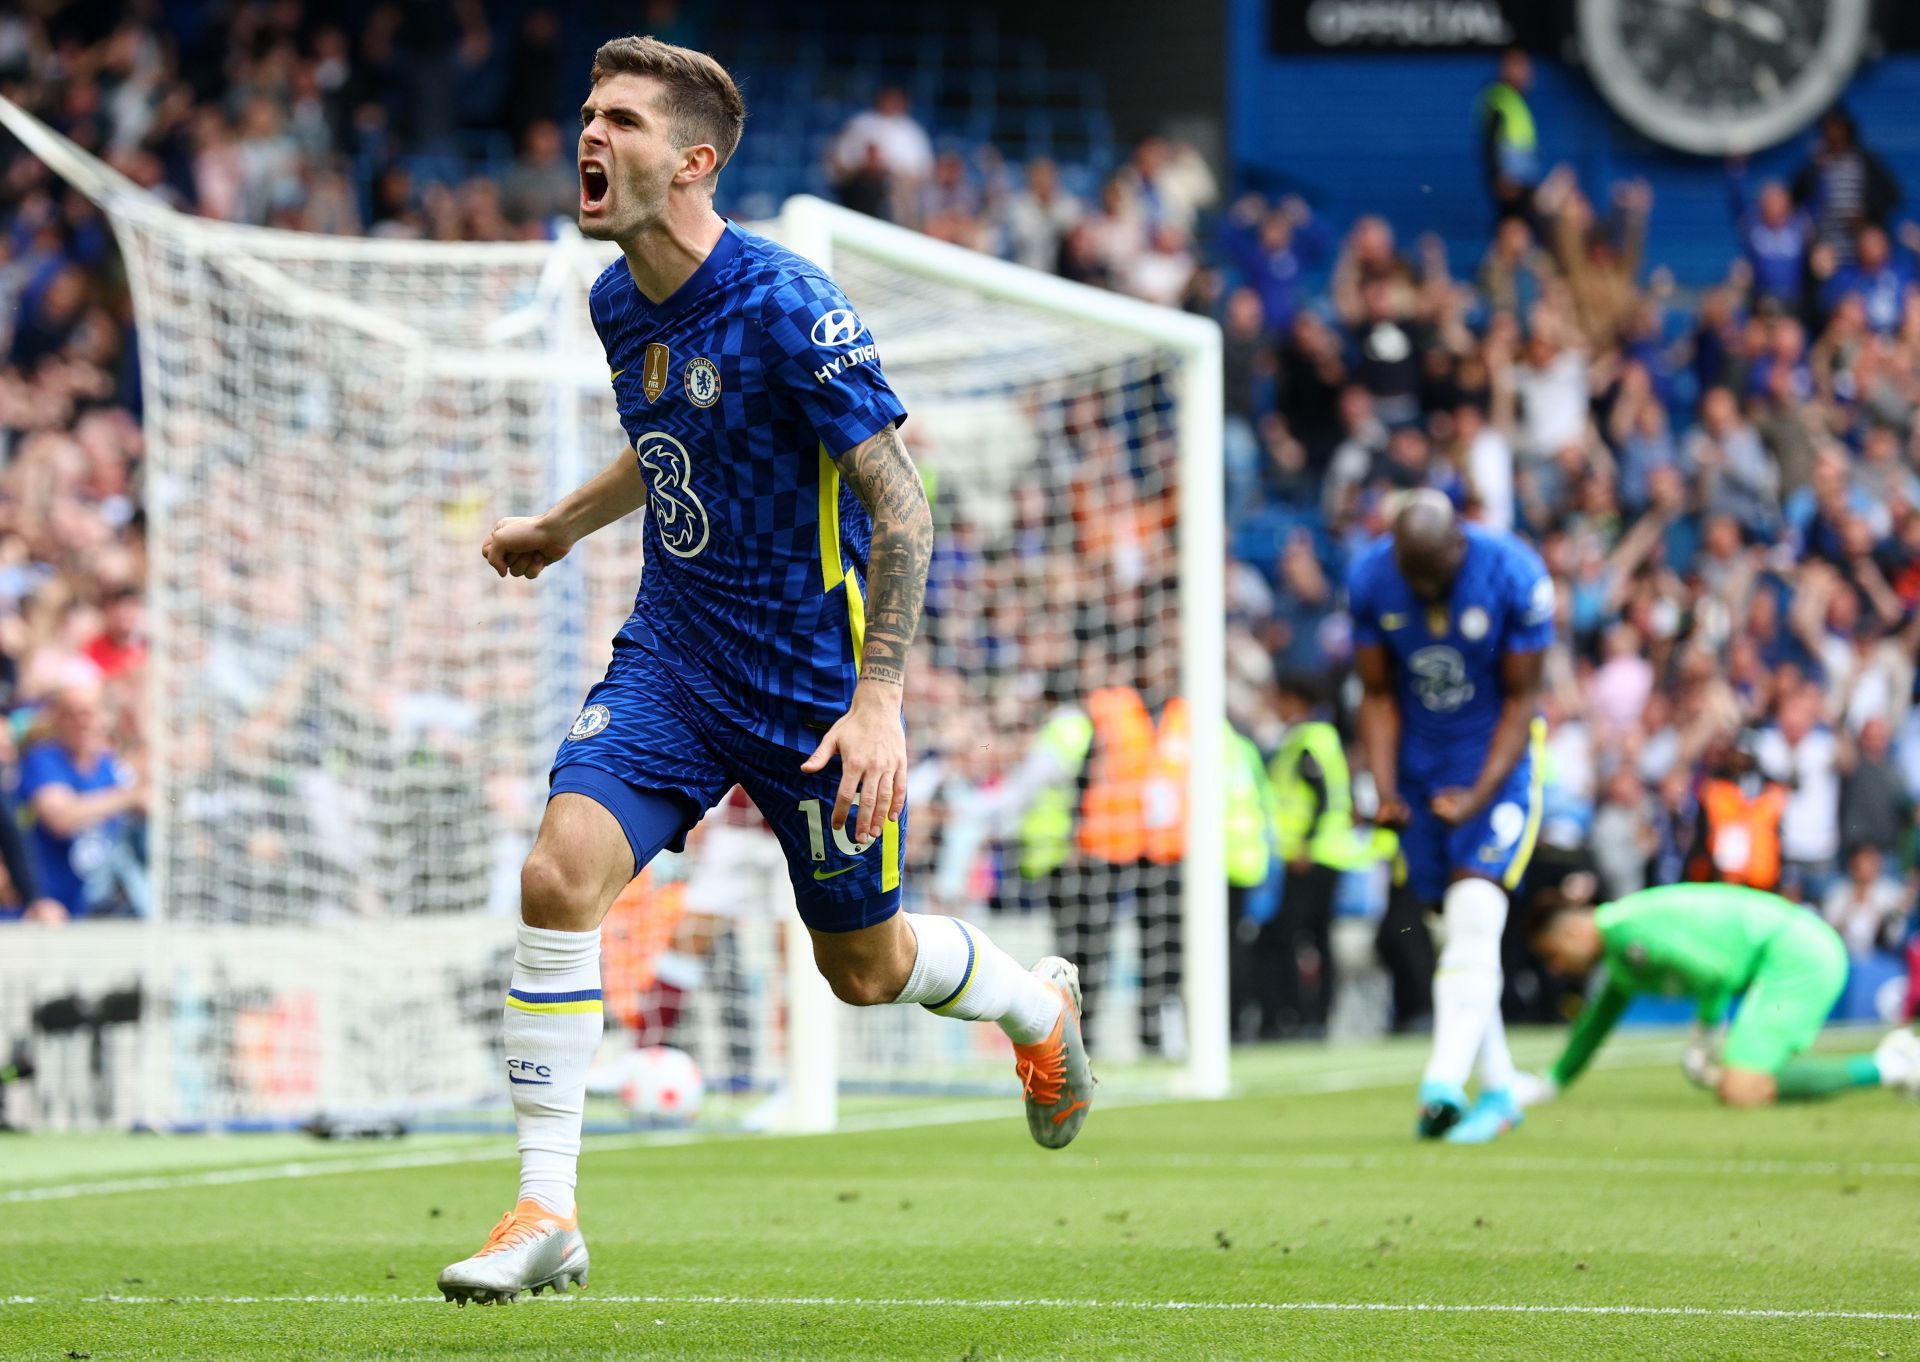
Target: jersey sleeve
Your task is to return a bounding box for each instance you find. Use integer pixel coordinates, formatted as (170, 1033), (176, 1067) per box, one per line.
(760, 272), (909, 456)
(1549, 976), (1630, 1089)
(1502, 542), (1556, 655)
(1347, 553), (1384, 649)
(16, 745), (65, 800)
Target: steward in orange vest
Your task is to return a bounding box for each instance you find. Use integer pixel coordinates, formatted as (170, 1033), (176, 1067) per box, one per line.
(1077, 687), (1188, 865)
(1690, 735), (1787, 892)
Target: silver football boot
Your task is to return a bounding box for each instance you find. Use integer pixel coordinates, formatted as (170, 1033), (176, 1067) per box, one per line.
(438, 1200), (589, 1305)
(1014, 956), (1094, 1150)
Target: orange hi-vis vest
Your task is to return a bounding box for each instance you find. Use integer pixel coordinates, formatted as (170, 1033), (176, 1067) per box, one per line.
(1699, 779), (1786, 890)
(1077, 687), (1188, 866)
(1144, 696), (1190, 866)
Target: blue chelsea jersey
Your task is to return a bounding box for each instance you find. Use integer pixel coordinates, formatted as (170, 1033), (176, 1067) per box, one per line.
(589, 222), (908, 751)
(1346, 525), (1555, 791)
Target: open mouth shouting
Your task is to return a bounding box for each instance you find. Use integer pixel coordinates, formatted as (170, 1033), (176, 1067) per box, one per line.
(580, 159), (610, 214)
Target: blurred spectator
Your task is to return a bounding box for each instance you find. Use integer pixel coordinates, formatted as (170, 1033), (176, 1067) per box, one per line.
(1278, 312), (1349, 471)
(500, 120), (579, 227)
(919, 151), (985, 248)
(1476, 47), (1540, 224)
(1539, 170), (1651, 351)
(1125, 223), (1196, 307)
(1591, 766), (1656, 900)
(233, 96), (303, 226)
(1756, 686), (1842, 901)
(1454, 397), (1513, 532)
(1331, 215), (1414, 328)
(16, 681), (145, 919)
(830, 87), (932, 225)
(1221, 194), (1330, 337)
(1266, 671), (1350, 1038)
(1793, 108), (1900, 260)
(1727, 160), (1815, 310)
(1002, 159), (1082, 274)
(1692, 732), (1788, 892)
(1117, 136), (1216, 236)
(1478, 216), (1550, 323)
(1075, 177), (1148, 290)
(83, 584), (145, 680)
(1821, 844), (1910, 956)
(1221, 288), (1276, 507)
(1824, 223), (1914, 335)
(1839, 717), (1908, 856)
(1503, 310), (1589, 461)
(1345, 272), (1430, 429)
(1606, 361), (1677, 512)
(1687, 386), (1779, 539)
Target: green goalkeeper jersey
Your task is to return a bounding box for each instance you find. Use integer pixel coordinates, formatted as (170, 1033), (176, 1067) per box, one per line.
(1548, 884), (1818, 1088)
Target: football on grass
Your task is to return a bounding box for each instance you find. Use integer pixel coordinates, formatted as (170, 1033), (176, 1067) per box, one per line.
(618, 1045), (705, 1126)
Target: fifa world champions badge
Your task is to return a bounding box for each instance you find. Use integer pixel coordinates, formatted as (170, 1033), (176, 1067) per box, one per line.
(642, 342), (670, 402)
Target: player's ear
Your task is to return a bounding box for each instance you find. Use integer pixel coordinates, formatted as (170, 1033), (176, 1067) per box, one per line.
(675, 143), (719, 188)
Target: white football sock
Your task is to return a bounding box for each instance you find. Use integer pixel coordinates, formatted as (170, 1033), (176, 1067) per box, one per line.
(1477, 1002), (1516, 1095)
(892, 913), (1063, 1045)
(1422, 877), (1508, 1092)
(504, 922), (603, 1216)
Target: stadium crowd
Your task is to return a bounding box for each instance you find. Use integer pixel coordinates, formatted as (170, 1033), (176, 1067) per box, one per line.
(0, 4), (1917, 1043)
(832, 72), (1920, 1033)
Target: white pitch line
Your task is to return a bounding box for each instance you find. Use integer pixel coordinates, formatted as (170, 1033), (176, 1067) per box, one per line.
(1, 1293), (1914, 1322)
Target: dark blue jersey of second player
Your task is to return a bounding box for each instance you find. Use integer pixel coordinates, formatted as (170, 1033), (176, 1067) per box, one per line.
(1347, 525), (1554, 791)
(590, 221), (907, 752)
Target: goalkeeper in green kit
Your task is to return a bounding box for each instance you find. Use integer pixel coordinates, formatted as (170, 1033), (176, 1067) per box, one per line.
(1519, 882), (1920, 1108)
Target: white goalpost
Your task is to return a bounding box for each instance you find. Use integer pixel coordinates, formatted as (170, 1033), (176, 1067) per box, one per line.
(0, 96), (1225, 1134)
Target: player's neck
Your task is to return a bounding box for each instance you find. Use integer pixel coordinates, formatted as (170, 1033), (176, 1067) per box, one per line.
(618, 203), (728, 306)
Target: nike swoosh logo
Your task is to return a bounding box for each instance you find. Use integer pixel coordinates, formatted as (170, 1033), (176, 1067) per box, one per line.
(1381, 613), (1409, 628)
(507, 1076), (553, 1085)
(609, 369), (624, 380)
(813, 864), (860, 881)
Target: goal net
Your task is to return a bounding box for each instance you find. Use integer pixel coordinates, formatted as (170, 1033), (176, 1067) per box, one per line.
(0, 101), (1223, 1134)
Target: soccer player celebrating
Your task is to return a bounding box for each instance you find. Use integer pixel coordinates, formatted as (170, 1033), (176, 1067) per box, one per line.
(1523, 881), (1920, 1107)
(438, 37), (1090, 1305)
(1349, 491), (1553, 1144)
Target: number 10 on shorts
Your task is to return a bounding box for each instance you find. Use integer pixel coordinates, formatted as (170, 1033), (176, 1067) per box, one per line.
(799, 797), (877, 861)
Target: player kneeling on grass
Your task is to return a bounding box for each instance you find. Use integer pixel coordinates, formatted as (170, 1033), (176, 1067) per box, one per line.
(1517, 881), (1920, 1110)
(436, 35), (1090, 1307)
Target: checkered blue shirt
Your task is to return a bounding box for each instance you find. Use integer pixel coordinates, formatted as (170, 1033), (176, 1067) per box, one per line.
(589, 222), (908, 751)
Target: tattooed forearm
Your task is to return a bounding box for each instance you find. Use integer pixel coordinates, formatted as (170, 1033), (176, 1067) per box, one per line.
(834, 422), (932, 689)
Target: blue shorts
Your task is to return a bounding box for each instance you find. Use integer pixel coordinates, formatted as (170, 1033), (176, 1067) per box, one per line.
(1399, 755), (1542, 904)
(549, 643), (905, 933)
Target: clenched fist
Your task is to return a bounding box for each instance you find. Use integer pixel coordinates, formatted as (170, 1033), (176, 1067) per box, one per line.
(483, 515), (574, 580)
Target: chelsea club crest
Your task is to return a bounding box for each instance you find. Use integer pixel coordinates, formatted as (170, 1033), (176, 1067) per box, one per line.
(684, 356), (721, 408)
(567, 704), (611, 741)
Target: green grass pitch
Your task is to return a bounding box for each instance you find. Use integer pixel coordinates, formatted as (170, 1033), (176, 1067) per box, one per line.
(3, 1032), (1917, 1360)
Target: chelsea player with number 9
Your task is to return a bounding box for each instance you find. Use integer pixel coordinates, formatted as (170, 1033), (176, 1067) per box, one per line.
(436, 36), (1092, 1306)
(1348, 490), (1556, 1147)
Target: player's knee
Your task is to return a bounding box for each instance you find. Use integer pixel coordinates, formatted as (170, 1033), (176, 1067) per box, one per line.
(817, 959), (898, 1007)
(1717, 1069), (1776, 1108)
(519, 848), (600, 931)
(1437, 877), (1507, 968)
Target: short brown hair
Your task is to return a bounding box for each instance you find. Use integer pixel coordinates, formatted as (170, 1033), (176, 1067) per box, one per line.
(589, 36), (746, 181)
